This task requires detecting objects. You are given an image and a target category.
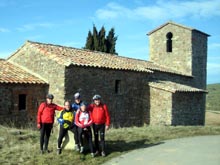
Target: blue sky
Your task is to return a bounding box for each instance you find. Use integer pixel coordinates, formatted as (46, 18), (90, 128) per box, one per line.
(0, 0), (219, 84)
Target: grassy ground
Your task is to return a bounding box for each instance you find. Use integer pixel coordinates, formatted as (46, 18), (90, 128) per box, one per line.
(206, 83), (220, 111)
(205, 111), (220, 126)
(0, 114), (220, 165)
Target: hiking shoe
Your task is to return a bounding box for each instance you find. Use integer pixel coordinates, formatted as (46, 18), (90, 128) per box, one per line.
(57, 148), (61, 155)
(44, 149), (51, 153)
(101, 151), (106, 157)
(75, 144), (80, 151)
(91, 153), (95, 157)
(80, 146), (84, 153)
(94, 151), (99, 156)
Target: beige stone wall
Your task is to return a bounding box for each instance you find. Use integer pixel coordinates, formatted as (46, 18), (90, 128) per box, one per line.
(64, 65), (151, 127)
(149, 86), (205, 126)
(149, 87), (172, 125)
(149, 24), (208, 91)
(0, 83), (48, 127)
(149, 24), (193, 75)
(8, 45), (65, 105)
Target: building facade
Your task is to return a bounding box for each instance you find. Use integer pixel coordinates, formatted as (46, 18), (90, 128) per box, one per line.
(1, 22), (208, 127)
(0, 59), (48, 126)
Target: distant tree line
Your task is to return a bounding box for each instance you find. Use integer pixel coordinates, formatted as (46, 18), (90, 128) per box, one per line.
(84, 25), (118, 55)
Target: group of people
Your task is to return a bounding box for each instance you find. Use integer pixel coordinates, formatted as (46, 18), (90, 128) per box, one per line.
(37, 92), (110, 157)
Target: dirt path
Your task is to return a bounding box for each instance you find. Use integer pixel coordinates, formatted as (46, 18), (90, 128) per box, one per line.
(103, 135), (220, 165)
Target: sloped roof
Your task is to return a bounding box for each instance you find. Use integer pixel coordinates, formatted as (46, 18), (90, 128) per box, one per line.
(0, 59), (47, 84)
(9, 40), (192, 77)
(147, 21), (210, 36)
(149, 81), (207, 93)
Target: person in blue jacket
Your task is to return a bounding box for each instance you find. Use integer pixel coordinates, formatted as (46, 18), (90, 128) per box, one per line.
(71, 92), (86, 151)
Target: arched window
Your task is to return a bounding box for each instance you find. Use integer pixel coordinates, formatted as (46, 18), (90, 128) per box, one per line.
(166, 32), (173, 52)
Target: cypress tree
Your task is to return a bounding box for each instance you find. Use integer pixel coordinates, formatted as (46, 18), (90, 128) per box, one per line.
(99, 26), (107, 52)
(106, 28), (117, 54)
(93, 24), (99, 51)
(84, 25), (117, 55)
(85, 30), (94, 50)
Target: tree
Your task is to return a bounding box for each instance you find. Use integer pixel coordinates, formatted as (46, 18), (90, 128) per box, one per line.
(93, 24), (99, 51)
(84, 25), (117, 55)
(106, 28), (117, 54)
(99, 26), (107, 52)
(85, 30), (93, 50)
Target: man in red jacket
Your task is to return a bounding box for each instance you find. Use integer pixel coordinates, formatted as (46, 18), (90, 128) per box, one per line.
(88, 94), (110, 157)
(37, 94), (63, 154)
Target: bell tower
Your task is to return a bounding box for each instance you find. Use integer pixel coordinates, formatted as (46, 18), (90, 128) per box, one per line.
(147, 22), (209, 89)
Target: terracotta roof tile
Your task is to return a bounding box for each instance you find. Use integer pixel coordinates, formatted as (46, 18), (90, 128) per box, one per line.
(149, 81), (207, 93)
(0, 59), (47, 84)
(14, 41), (191, 77)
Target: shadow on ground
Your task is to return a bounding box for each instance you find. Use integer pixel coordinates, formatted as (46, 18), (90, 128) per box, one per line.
(106, 139), (164, 154)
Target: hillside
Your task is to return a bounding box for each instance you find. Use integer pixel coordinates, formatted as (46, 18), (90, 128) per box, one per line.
(206, 83), (220, 111)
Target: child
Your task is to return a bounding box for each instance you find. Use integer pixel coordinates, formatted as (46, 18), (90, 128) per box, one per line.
(75, 103), (94, 157)
(57, 100), (74, 155)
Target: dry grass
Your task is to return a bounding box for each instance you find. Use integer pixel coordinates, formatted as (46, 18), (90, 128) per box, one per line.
(205, 111), (220, 126)
(0, 111), (219, 165)
(1, 124), (220, 165)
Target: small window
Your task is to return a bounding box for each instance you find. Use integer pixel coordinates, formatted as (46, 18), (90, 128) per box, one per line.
(166, 32), (173, 52)
(115, 80), (121, 94)
(19, 94), (26, 111)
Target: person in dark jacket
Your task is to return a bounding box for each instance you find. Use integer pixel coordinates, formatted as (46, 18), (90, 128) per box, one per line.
(71, 92), (86, 151)
(37, 94), (63, 154)
(88, 94), (110, 157)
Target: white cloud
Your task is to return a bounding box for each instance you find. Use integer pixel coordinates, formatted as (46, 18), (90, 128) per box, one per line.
(16, 22), (55, 32)
(96, 2), (133, 19)
(0, 28), (10, 32)
(95, 0), (220, 21)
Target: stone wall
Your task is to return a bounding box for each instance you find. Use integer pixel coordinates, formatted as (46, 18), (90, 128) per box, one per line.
(0, 83), (48, 127)
(64, 65), (151, 127)
(149, 24), (193, 76)
(191, 31), (208, 89)
(8, 45), (65, 105)
(149, 85), (205, 125)
(172, 92), (206, 125)
(150, 71), (193, 87)
(149, 24), (208, 90)
(149, 86), (172, 125)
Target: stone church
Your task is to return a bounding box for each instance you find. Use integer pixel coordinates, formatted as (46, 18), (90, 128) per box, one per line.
(0, 21), (208, 127)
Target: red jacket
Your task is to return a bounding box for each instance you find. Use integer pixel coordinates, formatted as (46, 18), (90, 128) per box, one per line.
(75, 110), (93, 128)
(37, 102), (63, 124)
(88, 103), (110, 126)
